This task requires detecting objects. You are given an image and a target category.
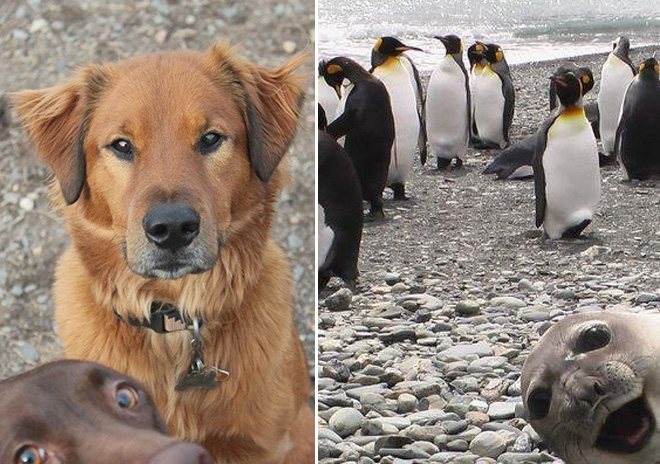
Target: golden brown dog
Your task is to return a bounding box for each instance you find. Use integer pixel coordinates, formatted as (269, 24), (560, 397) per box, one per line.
(14, 42), (314, 464)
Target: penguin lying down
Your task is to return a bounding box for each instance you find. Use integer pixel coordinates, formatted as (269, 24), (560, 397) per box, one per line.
(484, 64), (599, 180)
(0, 360), (211, 464)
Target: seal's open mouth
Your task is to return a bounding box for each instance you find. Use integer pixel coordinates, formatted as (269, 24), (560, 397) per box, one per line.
(595, 397), (655, 454)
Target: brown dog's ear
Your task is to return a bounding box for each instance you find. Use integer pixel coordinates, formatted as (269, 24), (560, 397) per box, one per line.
(206, 43), (307, 181)
(243, 54), (307, 181)
(12, 67), (107, 204)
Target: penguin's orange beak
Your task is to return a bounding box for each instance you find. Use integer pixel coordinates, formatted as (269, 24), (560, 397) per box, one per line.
(551, 76), (568, 88)
(332, 84), (342, 99)
(396, 45), (423, 52)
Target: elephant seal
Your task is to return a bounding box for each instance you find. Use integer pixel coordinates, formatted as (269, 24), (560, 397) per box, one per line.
(521, 311), (660, 464)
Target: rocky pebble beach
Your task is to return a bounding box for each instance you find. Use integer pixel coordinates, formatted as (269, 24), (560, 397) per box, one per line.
(318, 46), (660, 463)
(0, 0), (314, 382)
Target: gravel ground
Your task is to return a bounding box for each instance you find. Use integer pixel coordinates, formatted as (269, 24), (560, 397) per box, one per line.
(0, 0), (314, 383)
(318, 46), (660, 463)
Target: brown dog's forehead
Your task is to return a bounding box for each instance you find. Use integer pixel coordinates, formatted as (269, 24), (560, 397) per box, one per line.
(90, 51), (246, 142)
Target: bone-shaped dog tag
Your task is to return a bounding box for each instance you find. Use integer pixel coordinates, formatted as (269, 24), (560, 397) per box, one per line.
(175, 367), (230, 391)
(175, 369), (218, 391)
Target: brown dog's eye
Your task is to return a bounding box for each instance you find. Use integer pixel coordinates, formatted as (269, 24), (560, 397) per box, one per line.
(198, 132), (226, 155)
(109, 139), (134, 161)
(116, 385), (139, 408)
(15, 445), (44, 464)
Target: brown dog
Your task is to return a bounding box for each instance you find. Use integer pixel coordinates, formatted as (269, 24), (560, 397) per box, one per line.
(14, 42), (314, 464)
(0, 360), (212, 464)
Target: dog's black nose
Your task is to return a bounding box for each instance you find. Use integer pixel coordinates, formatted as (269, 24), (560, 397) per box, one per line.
(148, 443), (212, 464)
(143, 203), (200, 251)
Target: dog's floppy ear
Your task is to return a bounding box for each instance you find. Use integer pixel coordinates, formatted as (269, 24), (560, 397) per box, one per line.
(13, 66), (107, 204)
(206, 43), (307, 182)
(242, 55), (306, 181)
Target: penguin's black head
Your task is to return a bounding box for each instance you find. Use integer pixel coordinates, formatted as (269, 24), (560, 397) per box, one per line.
(371, 36), (422, 69)
(467, 41), (486, 66)
(553, 63), (594, 96)
(318, 59), (327, 76)
(435, 35), (462, 55)
(577, 66), (595, 94)
(551, 70), (582, 107)
(485, 43), (505, 64)
(614, 36), (631, 54)
(638, 57), (660, 79)
(322, 57), (355, 98)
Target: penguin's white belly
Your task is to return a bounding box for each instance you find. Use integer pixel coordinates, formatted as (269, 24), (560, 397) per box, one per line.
(317, 204), (335, 269)
(473, 70), (505, 147)
(598, 55), (634, 155)
(318, 77), (340, 124)
(334, 83), (353, 147)
(425, 58), (469, 159)
(374, 62), (420, 184)
(509, 165), (534, 179)
(543, 114), (600, 239)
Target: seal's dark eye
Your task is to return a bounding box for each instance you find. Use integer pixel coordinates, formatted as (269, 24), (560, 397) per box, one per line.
(109, 139), (134, 161)
(198, 132), (227, 155)
(527, 387), (552, 420)
(575, 325), (611, 354)
(116, 385), (139, 409)
(15, 445), (44, 464)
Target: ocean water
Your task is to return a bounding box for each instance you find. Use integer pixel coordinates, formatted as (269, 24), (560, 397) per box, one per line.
(318, 0), (660, 70)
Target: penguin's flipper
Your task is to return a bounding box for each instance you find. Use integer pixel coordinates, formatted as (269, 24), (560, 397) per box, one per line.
(548, 80), (558, 111)
(319, 103), (328, 131)
(403, 54), (428, 165)
(484, 135), (535, 180)
(455, 54), (473, 150)
(584, 102), (600, 139)
(503, 80), (515, 144)
(496, 68), (515, 144)
(327, 111), (350, 140)
(534, 114), (559, 227)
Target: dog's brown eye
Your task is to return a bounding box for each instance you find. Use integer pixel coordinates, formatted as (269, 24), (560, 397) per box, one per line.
(15, 445), (44, 464)
(198, 132), (226, 155)
(110, 139), (134, 161)
(116, 386), (139, 408)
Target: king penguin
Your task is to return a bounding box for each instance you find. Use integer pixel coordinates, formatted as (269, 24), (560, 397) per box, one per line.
(318, 130), (364, 289)
(598, 36), (636, 160)
(322, 57), (395, 219)
(534, 68), (600, 239)
(486, 64), (597, 181)
(318, 60), (340, 127)
(370, 36), (422, 200)
(468, 42), (487, 144)
(425, 34), (471, 170)
(614, 57), (660, 180)
(472, 43), (514, 149)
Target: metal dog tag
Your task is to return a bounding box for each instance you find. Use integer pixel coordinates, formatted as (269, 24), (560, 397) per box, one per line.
(175, 319), (230, 391)
(175, 367), (230, 391)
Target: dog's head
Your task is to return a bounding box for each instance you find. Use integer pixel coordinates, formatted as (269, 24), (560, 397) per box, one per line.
(0, 360), (211, 464)
(14, 42), (306, 280)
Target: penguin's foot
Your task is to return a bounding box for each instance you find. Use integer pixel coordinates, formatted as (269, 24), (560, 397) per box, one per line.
(599, 153), (618, 167)
(391, 183), (407, 201)
(437, 157), (452, 171)
(561, 219), (592, 239)
(365, 209), (385, 222)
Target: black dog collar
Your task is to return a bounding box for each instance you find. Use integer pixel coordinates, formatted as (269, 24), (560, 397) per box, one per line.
(114, 302), (202, 334)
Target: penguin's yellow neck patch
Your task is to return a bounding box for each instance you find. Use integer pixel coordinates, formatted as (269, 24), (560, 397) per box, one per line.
(560, 106), (586, 120)
(379, 56), (400, 70)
